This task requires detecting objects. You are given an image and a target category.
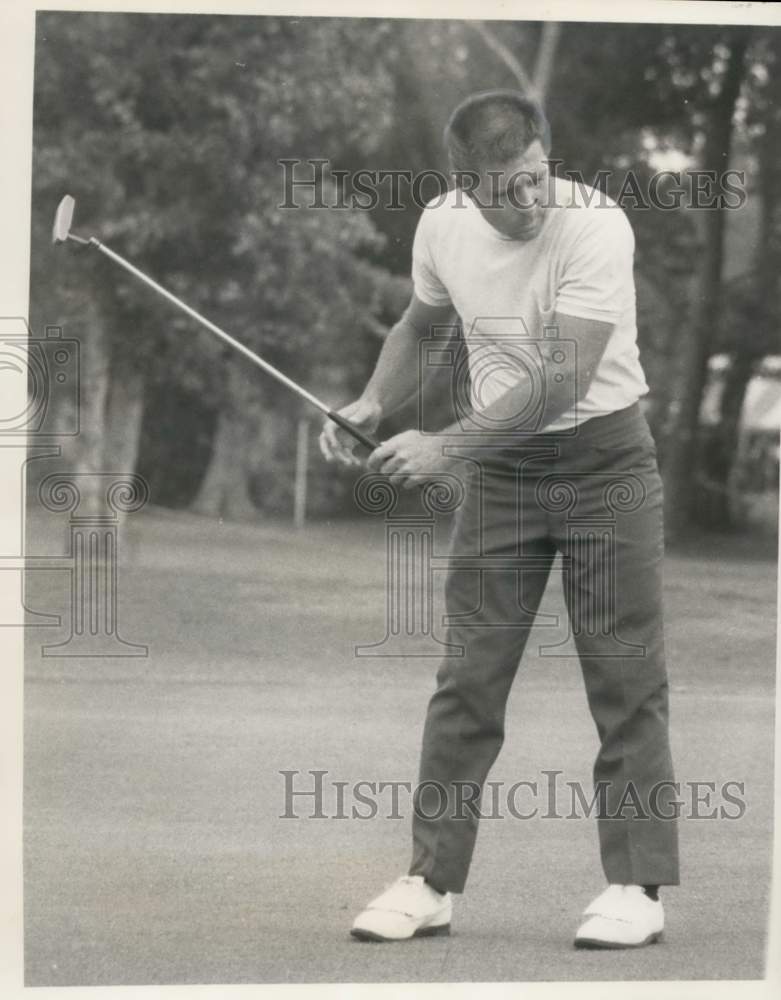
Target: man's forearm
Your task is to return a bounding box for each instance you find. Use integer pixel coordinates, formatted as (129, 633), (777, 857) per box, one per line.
(361, 317), (423, 417)
(435, 312), (612, 453)
(437, 367), (581, 453)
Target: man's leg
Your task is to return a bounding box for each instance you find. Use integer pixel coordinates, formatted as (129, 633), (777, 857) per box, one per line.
(409, 458), (557, 894)
(351, 455), (557, 941)
(552, 427), (679, 888)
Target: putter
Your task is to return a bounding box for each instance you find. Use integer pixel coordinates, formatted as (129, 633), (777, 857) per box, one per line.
(51, 194), (380, 452)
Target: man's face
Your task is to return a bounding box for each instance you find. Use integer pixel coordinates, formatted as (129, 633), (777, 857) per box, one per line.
(467, 139), (550, 241)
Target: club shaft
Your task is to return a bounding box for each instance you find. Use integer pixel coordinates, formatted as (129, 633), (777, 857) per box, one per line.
(90, 238), (332, 416)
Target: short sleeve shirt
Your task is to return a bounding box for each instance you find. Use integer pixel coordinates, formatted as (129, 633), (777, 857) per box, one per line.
(411, 176), (648, 431)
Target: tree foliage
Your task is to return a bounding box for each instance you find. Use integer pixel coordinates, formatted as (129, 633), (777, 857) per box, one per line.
(31, 12), (400, 513)
(30, 13), (781, 527)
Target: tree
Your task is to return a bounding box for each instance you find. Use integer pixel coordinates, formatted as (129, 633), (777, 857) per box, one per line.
(466, 20), (561, 101)
(31, 12), (397, 517)
(660, 28), (753, 536)
(699, 31), (781, 528)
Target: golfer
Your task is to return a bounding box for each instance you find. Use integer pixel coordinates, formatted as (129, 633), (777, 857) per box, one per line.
(320, 91), (679, 949)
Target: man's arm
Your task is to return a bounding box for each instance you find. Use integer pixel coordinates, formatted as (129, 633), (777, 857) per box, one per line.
(319, 292), (454, 465)
(448, 311), (613, 437)
(362, 294), (456, 414)
(368, 312), (613, 483)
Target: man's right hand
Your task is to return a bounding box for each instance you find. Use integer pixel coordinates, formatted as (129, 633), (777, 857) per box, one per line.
(319, 398), (382, 467)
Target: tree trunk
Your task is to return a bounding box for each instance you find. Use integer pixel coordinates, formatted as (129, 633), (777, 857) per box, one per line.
(700, 35), (780, 530)
(467, 21), (534, 94)
(72, 296), (112, 515)
(103, 370), (146, 475)
(190, 361), (259, 521)
(397, 24), (448, 173)
(190, 407), (258, 520)
(99, 369), (147, 539)
(662, 30), (750, 538)
(533, 22), (562, 101)
(699, 353), (756, 528)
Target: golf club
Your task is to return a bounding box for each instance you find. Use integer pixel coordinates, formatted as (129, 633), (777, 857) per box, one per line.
(51, 194), (380, 452)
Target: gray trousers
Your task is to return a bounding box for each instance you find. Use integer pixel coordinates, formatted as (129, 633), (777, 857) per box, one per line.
(409, 403), (680, 893)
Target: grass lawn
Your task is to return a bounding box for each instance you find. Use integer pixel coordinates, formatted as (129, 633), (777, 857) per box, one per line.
(23, 507), (777, 985)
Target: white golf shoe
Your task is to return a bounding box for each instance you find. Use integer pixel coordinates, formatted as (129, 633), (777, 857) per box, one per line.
(574, 884), (664, 949)
(351, 875), (452, 942)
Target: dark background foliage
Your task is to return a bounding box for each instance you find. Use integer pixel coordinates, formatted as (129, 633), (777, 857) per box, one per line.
(30, 13), (781, 532)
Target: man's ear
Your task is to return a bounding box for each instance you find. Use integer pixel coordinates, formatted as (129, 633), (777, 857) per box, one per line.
(450, 169), (480, 200)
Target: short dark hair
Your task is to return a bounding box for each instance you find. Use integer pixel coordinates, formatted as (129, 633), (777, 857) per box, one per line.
(444, 90), (551, 176)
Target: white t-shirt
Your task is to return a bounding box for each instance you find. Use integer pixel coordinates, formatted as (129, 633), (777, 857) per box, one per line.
(411, 176), (648, 432)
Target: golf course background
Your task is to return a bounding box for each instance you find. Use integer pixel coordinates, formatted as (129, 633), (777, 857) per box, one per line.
(28, 11), (781, 536)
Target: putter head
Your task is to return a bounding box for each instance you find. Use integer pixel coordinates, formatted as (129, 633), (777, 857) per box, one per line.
(52, 194), (76, 245)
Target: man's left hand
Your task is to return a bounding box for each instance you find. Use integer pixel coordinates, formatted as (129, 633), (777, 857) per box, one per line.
(367, 430), (452, 489)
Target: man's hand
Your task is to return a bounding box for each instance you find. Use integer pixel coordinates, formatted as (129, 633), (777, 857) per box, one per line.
(367, 430), (452, 489)
(319, 398), (382, 468)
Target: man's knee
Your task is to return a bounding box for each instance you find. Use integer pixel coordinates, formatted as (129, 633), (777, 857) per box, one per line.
(427, 666), (507, 742)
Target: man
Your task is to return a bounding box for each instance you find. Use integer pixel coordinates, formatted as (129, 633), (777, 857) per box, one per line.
(320, 91), (679, 949)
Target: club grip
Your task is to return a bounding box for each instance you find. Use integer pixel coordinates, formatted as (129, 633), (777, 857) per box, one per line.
(327, 410), (380, 451)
